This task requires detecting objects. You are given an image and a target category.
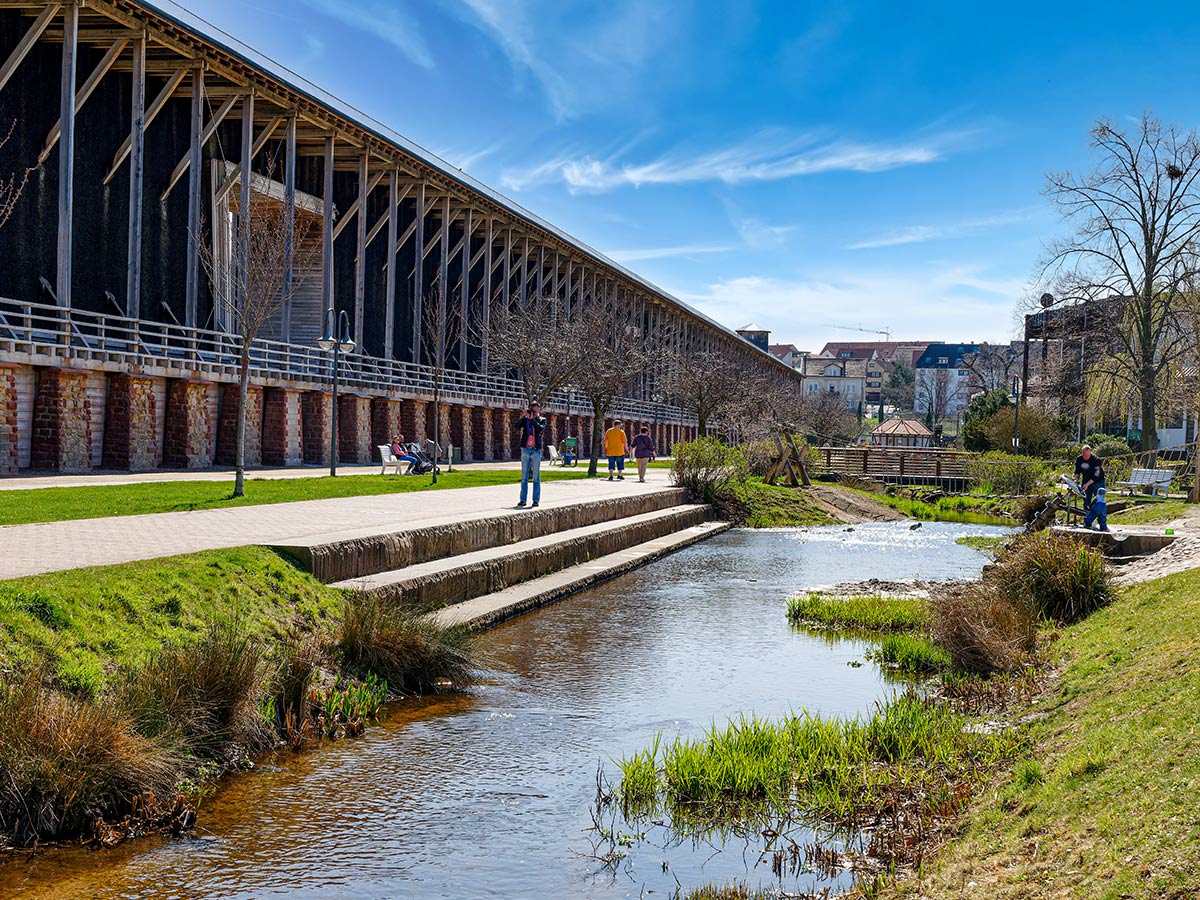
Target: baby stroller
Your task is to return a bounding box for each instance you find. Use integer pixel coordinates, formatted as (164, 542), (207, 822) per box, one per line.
(405, 440), (440, 476)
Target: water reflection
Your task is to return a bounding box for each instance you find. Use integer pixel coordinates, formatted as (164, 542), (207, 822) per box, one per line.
(1, 522), (1007, 899)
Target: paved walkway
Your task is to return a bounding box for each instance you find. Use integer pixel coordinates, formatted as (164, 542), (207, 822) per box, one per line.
(0, 460), (519, 491)
(0, 469), (677, 580)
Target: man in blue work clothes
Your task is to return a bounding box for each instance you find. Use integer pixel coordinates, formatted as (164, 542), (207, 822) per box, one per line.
(515, 402), (547, 508)
(1074, 444), (1106, 510)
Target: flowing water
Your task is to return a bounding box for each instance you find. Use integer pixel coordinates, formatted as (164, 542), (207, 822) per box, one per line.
(2, 522), (1010, 900)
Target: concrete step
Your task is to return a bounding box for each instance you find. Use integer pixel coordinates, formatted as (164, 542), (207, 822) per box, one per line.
(273, 488), (687, 582)
(429, 520), (732, 631)
(332, 504), (711, 610)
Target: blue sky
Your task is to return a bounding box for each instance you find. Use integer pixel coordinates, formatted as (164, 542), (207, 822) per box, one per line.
(170, 0), (1200, 351)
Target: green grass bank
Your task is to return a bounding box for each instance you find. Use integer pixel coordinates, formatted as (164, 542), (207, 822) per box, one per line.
(0, 468), (586, 526)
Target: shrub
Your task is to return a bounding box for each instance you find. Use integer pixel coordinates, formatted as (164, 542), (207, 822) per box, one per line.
(990, 530), (1114, 623)
(671, 437), (749, 503)
(930, 583), (1037, 675)
(0, 674), (179, 842)
(981, 406), (1071, 456)
(118, 623), (271, 758)
(337, 593), (475, 693)
(966, 451), (1054, 495)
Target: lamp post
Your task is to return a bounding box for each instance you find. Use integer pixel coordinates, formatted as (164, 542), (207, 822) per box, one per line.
(1011, 375), (1021, 453)
(317, 307), (355, 477)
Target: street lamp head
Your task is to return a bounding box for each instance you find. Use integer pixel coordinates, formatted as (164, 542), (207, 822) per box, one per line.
(317, 307), (336, 351)
(337, 310), (355, 352)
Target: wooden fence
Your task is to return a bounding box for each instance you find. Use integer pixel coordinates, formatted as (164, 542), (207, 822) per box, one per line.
(818, 446), (970, 486)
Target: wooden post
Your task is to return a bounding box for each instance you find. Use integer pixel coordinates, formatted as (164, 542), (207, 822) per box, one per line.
(125, 34), (145, 318)
(439, 195), (449, 311)
(354, 152), (367, 347)
(239, 92), (254, 296)
(412, 181), (424, 363)
(184, 64), (203, 326)
(384, 168), (397, 359)
(482, 217), (492, 372)
(322, 135), (334, 325)
(282, 114), (296, 342)
(459, 208), (471, 369)
(55, 1), (78, 310)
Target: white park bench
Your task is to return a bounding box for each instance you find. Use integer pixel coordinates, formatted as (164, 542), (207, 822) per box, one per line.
(377, 444), (404, 475)
(547, 444), (562, 465)
(1115, 467), (1175, 497)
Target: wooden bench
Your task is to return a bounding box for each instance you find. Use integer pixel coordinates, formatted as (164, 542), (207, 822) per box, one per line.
(1115, 467), (1174, 497)
(377, 444), (404, 475)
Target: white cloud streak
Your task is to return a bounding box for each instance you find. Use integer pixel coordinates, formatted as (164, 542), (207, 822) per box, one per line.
(299, 0), (435, 70)
(501, 131), (958, 192)
(847, 211), (1034, 250)
(603, 244), (736, 264)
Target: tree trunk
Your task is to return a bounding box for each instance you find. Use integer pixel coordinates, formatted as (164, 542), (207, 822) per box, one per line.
(1190, 420), (1200, 503)
(234, 346), (249, 498)
(587, 403), (604, 477)
(1140, 374), (1158, 458)
(431, 384), (440, 484)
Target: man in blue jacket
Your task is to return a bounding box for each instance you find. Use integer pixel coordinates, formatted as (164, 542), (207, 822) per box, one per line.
(515, 402), (547, 507)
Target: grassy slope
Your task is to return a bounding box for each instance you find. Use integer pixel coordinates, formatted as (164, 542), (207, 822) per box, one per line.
(839, 485), (1018, 524)
(892, 569), (1200, 899)
(1108, 498), (1187, 526)
(719, 479), (839, 527)
(0, 468), (585, 526)
(0, 548), (343, 697)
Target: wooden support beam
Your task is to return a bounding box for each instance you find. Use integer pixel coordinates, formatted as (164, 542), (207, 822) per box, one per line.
(125, 33), (144, 318)
(332, 167), (385, 241)
(183, 65), (202, 326)
(39, 36), (127, 164)
(368, 181), (409, 248)
(0, 3), (60, 94)
(354, 152), (367, 346)
(282, 114), (295, 341)
(384, 168), (397, 359)
(482, 216), (492, 372)
(459, 207), (471, 367)
(55, 2), (77, 309)
(160, 92), (237, 202)
(103, 66), (185, 185)
(238, 91), (254, 313)
(411, 180), (424, 363)
(322, 135), (335, 326)
(439, 195), (449, 324)
(214, 114), (282, 203)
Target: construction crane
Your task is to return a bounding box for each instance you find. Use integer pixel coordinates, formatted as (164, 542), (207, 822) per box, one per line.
(822, 322), (893, 341)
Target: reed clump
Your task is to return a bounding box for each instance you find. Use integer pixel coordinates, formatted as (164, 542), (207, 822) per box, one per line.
(0, 673), (180, 843)
(786, 592), (926, 632)
(337, 592), (475, 693)
(871, 632), (951, 674)
(990, 529), (1114, 622)
(617, 693), (1022, 867)
(930, 582), (1037, 675)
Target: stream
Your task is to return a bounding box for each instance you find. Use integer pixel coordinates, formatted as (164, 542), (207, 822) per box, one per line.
(2, 521), (1011, 899)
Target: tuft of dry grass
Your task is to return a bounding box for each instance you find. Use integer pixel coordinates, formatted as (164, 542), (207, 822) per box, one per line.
(0, 673), (179, 843)
(930, 583), (1037, 675)
(337, 593), (475, 694)
(991, 530), (1113, 623)
(118, 623), (271, 759)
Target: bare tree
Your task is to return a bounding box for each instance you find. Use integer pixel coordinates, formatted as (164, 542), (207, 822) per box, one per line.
(1041, 115), (1200, 451)
(198, 162), (318, 496)
(915, 368), (966, 425)
(571, 296), (663, 476)
(421, 280), (464, 484)
(796, 390), (860, 443)
(962, 342), (1019, 392)
(482, 293), (587, 406)
(0, 119), (32, 231)
(663, 347), (742, 435)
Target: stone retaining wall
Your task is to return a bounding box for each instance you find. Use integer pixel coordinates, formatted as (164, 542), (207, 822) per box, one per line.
(278, 489), (688, 582)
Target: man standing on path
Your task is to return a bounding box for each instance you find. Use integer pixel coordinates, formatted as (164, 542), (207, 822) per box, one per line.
(1074, 444), (1106, 510)
(605, 419), (629, 481)
(516, 402), (547, 507)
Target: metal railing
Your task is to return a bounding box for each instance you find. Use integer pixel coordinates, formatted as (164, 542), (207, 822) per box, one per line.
(0, 297), (691, 424)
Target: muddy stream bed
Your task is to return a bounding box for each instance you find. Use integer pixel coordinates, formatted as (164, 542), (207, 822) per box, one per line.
(2, 522), (1011, 899)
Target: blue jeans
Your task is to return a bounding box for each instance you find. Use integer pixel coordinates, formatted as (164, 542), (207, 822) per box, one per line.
(1084, 479), (1105, 510)
(520, 447), (541, 504)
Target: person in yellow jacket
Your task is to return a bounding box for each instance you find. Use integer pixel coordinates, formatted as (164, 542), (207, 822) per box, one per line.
(604, 420), (629, 481)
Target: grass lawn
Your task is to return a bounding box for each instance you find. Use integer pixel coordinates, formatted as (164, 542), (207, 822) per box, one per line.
(0, 547), (344, 698)
(889, 568), (1200, 899)
(1108, 498), (1188, 526)
(0, 468), (587, 526)
(718, 479), (838, 527)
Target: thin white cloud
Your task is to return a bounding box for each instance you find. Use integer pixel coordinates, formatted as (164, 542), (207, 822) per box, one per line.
(673, 266), (1023, 351)
(299, 0), (435, 70)
(734, 217), (798, 249)
(435, 141), (505, 174)
(604, 244), (736, 264)
(847, 211), (1034, 250)
(501, 131), (959, 192)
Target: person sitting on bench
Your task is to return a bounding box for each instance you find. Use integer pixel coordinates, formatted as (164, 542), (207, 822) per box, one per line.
(390, 434), (420, 474)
